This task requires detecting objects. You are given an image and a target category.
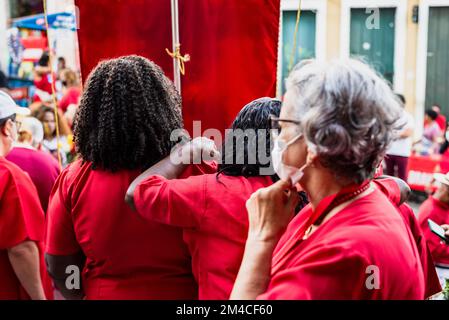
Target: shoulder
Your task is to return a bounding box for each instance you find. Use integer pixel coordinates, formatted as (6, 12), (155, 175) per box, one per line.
(418, 197), (436, 216)
(56, 159), (89, 188)
(0, 157), (30, 183)
(319, 190), (406, 244)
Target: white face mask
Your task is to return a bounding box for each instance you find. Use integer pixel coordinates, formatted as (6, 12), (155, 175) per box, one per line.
(272, 134), (308, 185)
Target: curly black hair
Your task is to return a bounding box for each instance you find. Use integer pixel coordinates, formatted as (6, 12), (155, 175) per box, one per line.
(73, 55), (184, 171)
(218, 97), (281, 177)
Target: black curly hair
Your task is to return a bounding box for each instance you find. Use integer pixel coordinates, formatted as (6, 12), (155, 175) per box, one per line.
(218, 97), (281, 177)
(73, 55), (184, 171)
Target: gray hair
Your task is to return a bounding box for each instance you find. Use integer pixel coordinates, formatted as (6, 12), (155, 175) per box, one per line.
(20, 116), (44, 146)
(286, 59), (402, 184)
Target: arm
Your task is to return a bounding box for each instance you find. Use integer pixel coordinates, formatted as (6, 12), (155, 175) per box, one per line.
(230, 238), (277, 300)
(230, 180), (299, 300)
(399, 128), (413, 139)
(8, 241), (46, 300)
(34, 65), (51, 77)
(126, 137), (219, 211)
(45, 252), (86, 300)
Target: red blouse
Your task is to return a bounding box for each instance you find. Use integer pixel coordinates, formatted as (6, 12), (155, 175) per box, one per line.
(258, 187), (425, 300)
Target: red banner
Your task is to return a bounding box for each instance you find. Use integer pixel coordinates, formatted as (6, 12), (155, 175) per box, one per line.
(407, 154), (449, 191)
(75, 0), (280, 134)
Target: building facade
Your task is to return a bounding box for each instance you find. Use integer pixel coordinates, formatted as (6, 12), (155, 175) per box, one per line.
(278, 0), (449, 137)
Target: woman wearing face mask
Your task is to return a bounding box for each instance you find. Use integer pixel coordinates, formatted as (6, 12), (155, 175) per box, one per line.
(231, 59), (426, 300)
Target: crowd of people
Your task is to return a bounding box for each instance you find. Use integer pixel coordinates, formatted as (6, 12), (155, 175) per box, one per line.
(1, 55), (449, 300)
(2, 52), (79, 169)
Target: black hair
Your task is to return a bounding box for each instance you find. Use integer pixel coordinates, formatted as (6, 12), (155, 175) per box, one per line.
(0, 70), (8, 89)
(425, 109), (439, 121)
(73, 55), (184, 172)
(38, 51), (50, 67)
(218, 97), (281, 177)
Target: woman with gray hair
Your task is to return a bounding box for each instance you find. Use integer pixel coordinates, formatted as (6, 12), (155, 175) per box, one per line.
(231, 59), (426, 300)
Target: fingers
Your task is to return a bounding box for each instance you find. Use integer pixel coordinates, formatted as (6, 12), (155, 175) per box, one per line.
(441, 225), (449, 237)
(191, 137), (220, 162)
(270, 179), (293, 192)
(247, 180), (298, 211)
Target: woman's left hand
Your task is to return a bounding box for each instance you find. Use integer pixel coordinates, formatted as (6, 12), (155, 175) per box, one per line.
(246, 180), (300, 244)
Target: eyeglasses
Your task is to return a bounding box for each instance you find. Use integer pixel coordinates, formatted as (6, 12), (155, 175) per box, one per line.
(270, 115), (303, 140)
(270, 115), (301, 130)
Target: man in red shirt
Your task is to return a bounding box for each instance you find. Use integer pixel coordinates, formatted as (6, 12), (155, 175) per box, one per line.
(418, 172), (449, 286)
(0, 91), (50, 300)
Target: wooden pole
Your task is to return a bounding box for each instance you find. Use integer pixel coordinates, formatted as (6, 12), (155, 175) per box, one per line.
(170, 0), (181, 94)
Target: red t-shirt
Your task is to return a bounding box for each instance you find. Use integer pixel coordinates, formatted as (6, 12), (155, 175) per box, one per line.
(6, 147), (60, 212)
(418, 197), (449, 266)
(436, 114), (447, 132)
(258, 187), (425, 300)
(45, 159), (216, 300)
(398, 203), (442, 297)
(0, 157), (52, 300)
(373, 179), (441, 297)
(34, 72), (55, 95)
(134, 173), (273, 300)
(58, 87), (81, 113)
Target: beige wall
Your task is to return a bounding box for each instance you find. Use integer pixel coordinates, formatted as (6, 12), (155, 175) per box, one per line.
(322, 0), (421, 117)
(403, 0), (420, 115)
(326, 0), (341, 60)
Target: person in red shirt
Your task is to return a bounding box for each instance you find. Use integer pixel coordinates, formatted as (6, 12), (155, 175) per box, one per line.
(58, 69), (81, 128)
(58, 69), (81, 114)
(231, 59), (425, 300)
(374, 177), (442, 297)
(418, 172), (449, 286)
(32, 52), (56, 108)
(0, 91), (51, 300)
(432, 105), (447, 132)
(6, 117), (60, 211)
(45, 56), (215, 300)
(126, 98), (289, 300)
